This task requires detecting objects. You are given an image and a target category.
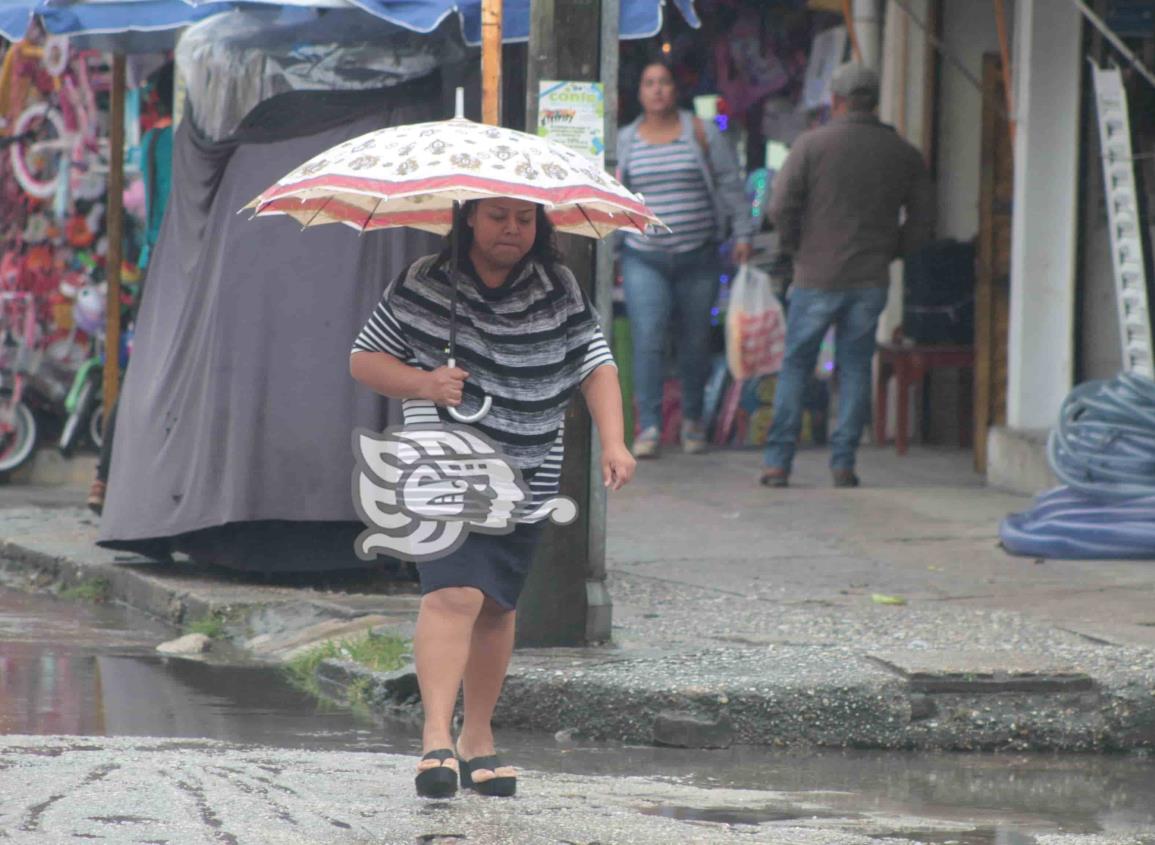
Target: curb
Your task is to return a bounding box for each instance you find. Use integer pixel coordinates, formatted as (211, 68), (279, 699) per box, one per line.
(0, 539), (219, 628)
(0, 536), (415, 651)
(3, 529), (1154, 753)
(307, 649), (1155, 753)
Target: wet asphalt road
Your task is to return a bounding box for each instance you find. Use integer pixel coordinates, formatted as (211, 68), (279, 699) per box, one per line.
(1, 584), (1154, 844)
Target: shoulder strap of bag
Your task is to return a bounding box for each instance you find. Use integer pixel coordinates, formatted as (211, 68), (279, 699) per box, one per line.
(691, 115), (716, 186)
(692, 115), (709, 155)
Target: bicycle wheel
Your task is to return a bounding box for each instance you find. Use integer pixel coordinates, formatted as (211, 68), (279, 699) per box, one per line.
(9, 103), (66, 200)
(89, 402), (103, 450)
(0, 395), (38, 473)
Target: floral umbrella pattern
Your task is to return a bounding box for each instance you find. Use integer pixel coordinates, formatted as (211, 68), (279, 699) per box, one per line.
(246, 117), (663, 239)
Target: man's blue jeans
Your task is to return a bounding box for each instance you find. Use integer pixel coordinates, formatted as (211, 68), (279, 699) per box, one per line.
(622, 243), (720, 433)
(762, 285), (889, 472)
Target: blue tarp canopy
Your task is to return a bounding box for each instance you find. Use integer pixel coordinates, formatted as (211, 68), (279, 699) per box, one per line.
(0, 1), (222, 42)
(0, 0), (699, 46)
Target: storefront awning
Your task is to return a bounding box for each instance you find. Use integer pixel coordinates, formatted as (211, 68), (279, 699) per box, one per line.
(0, 0), (700, 47)
(0, 1), (222, 42)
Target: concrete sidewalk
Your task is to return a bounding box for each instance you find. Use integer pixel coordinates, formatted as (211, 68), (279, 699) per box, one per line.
(2, 446), (1153, 752)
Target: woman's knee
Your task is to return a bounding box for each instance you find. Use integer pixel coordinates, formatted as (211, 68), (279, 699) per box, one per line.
(421, 586), (486, 619)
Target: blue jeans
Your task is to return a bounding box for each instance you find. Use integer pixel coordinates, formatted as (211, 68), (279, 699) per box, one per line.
(762, 285), (889, 472)
(622, 244), (720, 433)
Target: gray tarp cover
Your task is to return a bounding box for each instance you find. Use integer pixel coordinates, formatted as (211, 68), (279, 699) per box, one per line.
(98, 83), (441, 565)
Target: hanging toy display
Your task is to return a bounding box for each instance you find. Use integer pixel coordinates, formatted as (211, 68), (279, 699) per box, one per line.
(0, 30), (133, 361)
(72, 282), (106, 336)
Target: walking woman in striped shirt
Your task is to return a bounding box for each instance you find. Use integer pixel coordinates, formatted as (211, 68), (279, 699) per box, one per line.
(350, 197), (635, 799)
(618, 61), (757, 458)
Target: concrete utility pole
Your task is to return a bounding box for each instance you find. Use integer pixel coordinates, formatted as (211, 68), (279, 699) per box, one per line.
(516, 0), (616, 647)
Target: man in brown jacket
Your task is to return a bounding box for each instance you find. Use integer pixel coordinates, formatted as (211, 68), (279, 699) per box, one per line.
(760, 62), (934, 488)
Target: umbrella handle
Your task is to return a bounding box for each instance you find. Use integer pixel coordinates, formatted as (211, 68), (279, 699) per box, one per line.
(446, 356), (492, 424)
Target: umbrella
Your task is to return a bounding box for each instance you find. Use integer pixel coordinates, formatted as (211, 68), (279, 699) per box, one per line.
(246, 91), (663, 423)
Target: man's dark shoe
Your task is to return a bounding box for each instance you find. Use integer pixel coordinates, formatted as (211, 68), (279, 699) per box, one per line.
(759, 468), (789, 488)
(832, 469), (860, 488)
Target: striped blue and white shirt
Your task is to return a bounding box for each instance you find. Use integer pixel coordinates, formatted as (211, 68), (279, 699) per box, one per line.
(352, 254), (615, 511)
(624, 136), (716, 254)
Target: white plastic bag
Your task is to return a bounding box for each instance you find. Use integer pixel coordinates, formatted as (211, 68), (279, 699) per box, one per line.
(725, 264), (786, 380)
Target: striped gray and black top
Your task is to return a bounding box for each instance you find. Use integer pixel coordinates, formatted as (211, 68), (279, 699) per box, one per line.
(623, 136), (715, 255)
(352, 253), (615, 512)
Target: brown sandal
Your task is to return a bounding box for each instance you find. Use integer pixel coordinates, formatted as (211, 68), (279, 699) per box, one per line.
(759, 469), (789, 488)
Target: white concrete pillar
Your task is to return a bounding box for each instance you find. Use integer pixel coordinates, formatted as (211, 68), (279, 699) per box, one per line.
(854, 0), (883, 71)
(877, 0), (932, 345)
(1006, 0), (1082, 429)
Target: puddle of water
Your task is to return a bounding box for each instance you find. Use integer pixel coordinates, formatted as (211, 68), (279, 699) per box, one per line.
(526, 743), (1155, 830)
(885, 831), (1036, 845)
(639, 804), (816, 825)
(0, 587), (392, 751)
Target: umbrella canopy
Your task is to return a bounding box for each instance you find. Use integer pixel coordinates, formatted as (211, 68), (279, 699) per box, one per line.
(247, 115), (663, 239)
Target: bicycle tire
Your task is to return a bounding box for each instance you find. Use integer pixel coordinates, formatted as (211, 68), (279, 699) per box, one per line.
(9, 102), (66, 199)
(0, 397), (38, 473)
(89, 402), (103, 450)
(59, 376), (94, 457)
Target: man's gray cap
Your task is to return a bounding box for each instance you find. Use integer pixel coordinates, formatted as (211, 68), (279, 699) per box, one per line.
(831, 62), (880, 97)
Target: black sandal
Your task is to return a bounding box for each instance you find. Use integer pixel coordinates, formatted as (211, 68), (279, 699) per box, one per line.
(458, 753), (516, 797)
(414, 749), (458, 798)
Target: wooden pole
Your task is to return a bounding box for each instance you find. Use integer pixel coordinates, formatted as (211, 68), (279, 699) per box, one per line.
(842, 0), (863, 63)
(992, 0), (1016, 144)
(482, 0), (503, 125)
(525, 0), (555, 131)
(103, 54), (125, 412)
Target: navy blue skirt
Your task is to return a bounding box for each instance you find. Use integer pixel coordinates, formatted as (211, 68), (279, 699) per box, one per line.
(417, 523), (544, 610)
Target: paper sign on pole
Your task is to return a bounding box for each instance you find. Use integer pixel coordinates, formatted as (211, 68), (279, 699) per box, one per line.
(537, 81), (605, 168)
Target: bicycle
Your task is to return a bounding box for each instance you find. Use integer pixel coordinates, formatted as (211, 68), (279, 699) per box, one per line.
(0, 292), (42, 473)
(58, 281), (109, 456)
(4, 36), (110, 203)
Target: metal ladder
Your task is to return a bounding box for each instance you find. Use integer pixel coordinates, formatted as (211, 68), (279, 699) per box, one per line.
(1091, 63), (1155, 379)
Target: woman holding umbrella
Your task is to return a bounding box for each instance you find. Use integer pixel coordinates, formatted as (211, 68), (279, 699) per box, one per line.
(350, 196), (636, 798)
(250, 104), (658, 798)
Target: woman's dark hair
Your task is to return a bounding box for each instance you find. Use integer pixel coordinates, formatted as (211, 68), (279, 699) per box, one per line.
(148, 61), (175, 116)
(439, 199), (563, 267)
(639, 58), (677, 91)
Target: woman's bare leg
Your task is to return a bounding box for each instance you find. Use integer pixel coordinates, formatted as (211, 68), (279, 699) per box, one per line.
(413, 586), (484, 774)
(457, 596), (518, 782)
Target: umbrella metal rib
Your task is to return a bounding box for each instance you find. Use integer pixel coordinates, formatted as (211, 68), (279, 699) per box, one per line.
(360, 196), (384, 234)
(302, 196), (335, 230)
(576, 203), (600, 238)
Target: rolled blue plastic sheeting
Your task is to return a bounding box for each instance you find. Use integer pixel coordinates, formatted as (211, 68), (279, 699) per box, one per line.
(1000, 487), (1155, 559)
(999, 372), (1155, 560)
